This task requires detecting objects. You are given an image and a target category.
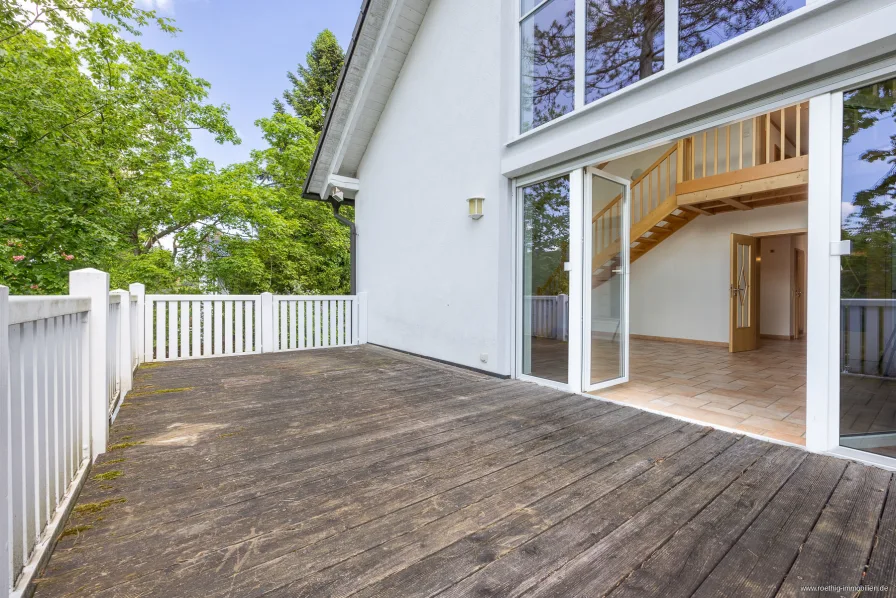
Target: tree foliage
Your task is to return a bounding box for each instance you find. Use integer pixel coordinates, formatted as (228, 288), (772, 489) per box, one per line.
(841, 79), (896, 301)
(273, 29), (344, 134)
(1, 3), (351, 296)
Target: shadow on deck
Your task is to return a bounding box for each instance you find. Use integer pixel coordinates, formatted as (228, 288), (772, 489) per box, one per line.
(34, 346), (896, 597)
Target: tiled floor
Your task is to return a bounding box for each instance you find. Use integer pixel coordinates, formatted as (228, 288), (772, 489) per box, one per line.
(841, 374), (896, 457)
(591, 338), (808, 445)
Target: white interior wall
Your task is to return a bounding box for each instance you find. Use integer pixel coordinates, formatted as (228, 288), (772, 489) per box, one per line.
(600, 145), (670, 182)
(355, 0), (508, 373)
(630, 202), (808, 344)
(793, 233), (808, 335)
(759, 235), (794, 337)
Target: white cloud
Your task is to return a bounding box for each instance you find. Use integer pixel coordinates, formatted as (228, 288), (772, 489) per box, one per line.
(842, 201), (858, 220)
(135, 0), (174, 13)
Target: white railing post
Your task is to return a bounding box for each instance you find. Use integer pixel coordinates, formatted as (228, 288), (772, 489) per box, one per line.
(558, 294), (569, 342)
(0, 286), (10, 596)
(129, 283), (145, 365)
(260, 293), (274, 354)
(358, 292), (368, 345)
(112, 290), (132, 398)
(69, 269), (109, 459)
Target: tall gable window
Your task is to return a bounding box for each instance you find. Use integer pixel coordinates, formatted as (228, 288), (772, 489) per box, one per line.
(679, 0), (805, 61)
(518, 0), (809, 134)
(520, 0), (576, 133)
(585, 0), (665, 105)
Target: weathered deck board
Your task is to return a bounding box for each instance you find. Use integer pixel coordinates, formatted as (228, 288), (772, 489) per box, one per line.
(31, 346), (895, 598)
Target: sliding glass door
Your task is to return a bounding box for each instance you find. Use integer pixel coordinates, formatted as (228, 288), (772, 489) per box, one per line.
(583, 168), (630, 391)
(839, 77), (896, 458)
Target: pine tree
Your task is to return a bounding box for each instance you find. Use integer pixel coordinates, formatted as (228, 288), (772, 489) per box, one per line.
(274, 30), (345, 134)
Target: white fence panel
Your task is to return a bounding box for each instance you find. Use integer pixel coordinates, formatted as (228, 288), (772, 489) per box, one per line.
(107, 295), (121, 415)
(272, 296), (358, 352)
(529, 295), (569, 341)
(144, 295), (262, 362)
(841, 299), (896, 377)
(5, 294), (91, 595)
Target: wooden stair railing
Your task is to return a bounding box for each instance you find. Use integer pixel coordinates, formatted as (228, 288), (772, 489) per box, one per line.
(590, 102), (809, 288)
(591, 145), (693, 288)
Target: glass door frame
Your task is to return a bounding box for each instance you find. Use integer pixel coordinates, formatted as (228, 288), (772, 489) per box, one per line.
(582, 167), (631, 393)
(513, 169), (582, 393)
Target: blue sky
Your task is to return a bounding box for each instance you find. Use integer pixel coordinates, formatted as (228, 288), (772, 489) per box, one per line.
(126, 0), (361, 167)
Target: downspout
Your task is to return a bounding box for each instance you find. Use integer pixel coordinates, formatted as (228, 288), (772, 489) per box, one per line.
(328, 198), (357, 295)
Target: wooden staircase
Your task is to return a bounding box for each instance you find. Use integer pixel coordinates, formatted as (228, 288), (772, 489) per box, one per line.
(592, 145), (698, 288)
(591, 102), (809, 289)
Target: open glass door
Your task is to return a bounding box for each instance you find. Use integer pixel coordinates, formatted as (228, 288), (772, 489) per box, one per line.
(583, 168), (630, 391)
(520, 175), (571, 385)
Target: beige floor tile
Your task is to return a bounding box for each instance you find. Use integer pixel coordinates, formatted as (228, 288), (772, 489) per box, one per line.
(739, 415), (805, 437)
(731, 402), (798, 421)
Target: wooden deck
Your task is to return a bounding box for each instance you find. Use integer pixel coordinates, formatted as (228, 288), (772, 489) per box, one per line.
(33, 345), (896, 598)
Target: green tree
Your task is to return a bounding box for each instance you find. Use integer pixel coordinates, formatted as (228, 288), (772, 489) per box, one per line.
(273, 29), (344, 134)
(197, 112), (351, 295)
(0, 1), (239, 294)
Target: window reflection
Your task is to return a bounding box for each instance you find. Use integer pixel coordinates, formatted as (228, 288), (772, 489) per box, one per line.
(679, 0), (804, 61)
(585, 0), (664, 104)
(840, 77), (896, 458)
(521, 0), (576, 133)
(522, 176), (571, 383)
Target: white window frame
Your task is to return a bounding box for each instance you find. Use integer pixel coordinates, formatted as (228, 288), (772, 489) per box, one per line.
(514, 0), (819, 138)
(809, 73), (896, 472)
(582, 168), (631, 392)
(517, 0), (679, 135)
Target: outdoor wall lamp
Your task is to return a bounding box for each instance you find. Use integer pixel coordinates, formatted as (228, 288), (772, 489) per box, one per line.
(468, 197), (485, 220)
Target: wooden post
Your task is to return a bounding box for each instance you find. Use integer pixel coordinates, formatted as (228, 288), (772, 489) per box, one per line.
(112, 290), (132, 398)
(358, 292), (369, 345)
(260, 293), (274, 354)
(69, 269), (109, 459)
(0, 285), (10, 595)
(129, 283), (145, 365)
(781, 107), (786, 160)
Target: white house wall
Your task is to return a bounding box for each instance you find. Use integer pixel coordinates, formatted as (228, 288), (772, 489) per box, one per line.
(759, 235), (795, 338)
(355, 0), (509, 373)
(630, 203), (808, 344)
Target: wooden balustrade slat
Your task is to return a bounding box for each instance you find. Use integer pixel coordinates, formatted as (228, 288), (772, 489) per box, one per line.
(781, 107), (786, 160)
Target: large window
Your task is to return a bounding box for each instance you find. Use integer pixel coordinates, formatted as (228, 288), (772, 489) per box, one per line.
(521, 175), (571, 383)
(520, 0), (808, 133)
(678, 0), (805, 61)
(839, 77), (896, 458)
(520, 0), (576, 133)
(585, 0), (664, 105)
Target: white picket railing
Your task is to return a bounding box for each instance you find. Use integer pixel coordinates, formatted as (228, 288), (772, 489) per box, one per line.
(1, 274), (367, 597)
(529, 295), (569, 341)
(144, 295), (263, 362)
(107, 295), (122, 413)
(143, 293), (368, 362)
(842, 298), (896, 377)
(5, 295), (90, 596)
(273, 296), (360, 352)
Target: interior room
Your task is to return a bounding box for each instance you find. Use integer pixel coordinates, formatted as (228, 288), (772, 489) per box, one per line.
(585, 103), (810, 444)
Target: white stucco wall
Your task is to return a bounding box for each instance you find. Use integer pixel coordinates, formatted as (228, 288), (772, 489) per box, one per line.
(759, 235), (794, 338)
(355, 0), (510, 373)
(630, 202), (808, 344)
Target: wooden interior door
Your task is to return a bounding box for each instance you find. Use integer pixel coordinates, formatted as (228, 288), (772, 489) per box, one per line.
(730, 233), (759, 353)
(793, 248), (806, 339)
